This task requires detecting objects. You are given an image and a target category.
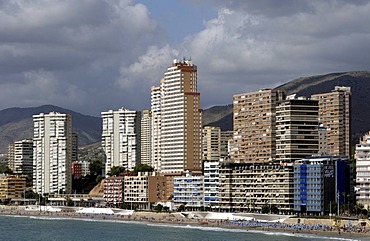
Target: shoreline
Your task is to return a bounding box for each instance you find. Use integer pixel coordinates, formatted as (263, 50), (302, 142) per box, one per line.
(1, 207), (369, 241)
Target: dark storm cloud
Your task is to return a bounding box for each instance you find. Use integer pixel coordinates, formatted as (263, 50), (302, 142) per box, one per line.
(0, 0), (165, 115)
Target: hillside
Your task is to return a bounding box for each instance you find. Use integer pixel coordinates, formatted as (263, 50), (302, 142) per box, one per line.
(202, 71), (370, 146)
(0, 105), (102, 153)
(275, 71), (370, 143)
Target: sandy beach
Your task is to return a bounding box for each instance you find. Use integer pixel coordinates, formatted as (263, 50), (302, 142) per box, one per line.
(1, 205), (369, 240)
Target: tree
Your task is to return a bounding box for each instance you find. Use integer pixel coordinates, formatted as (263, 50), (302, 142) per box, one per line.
(133, 164), (154, 174)
(261, 204), (270, 214)
(177, 204), (186, 212)
(96, 175), (102, 183)
(154, 204), (163, 212)
(109, 166), (125, 176)
(89, 158), (102, 176)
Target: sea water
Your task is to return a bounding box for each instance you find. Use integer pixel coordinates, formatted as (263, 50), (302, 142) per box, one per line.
(0, 215), (364, 241)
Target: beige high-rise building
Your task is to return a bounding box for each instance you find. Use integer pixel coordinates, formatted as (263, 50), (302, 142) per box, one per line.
(276, 96), (319, 162)
(202, 126), (221, 161)
(33, 112), (73, 194)
(233, 89), (285, 163)
(141, 110), (152, 166)
(152, 59), (202, 174)
(311, 86), (351, 157)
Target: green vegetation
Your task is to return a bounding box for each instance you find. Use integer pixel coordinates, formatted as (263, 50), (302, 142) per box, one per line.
(133, 164), (154, 174)
(0, 162), (13, 174)
(89, 158), (102, 176)
(109, 166), (125, 176)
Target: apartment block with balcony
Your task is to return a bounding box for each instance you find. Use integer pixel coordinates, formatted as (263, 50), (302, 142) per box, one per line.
(101, 108), (141, 175)
(104, 176), (124, 207)
(202, 126), (221, 162)
(8, 139), (33, 175)
(203, 161), (219, 208)
(233, 89), (285, 163)
(276, 96), (319, 163)
(294, 156), (351, 214)
(218, 162), (294, 213)
(173, 172), (204, 210)
(0, 175), (26, 200)
(355, 131), (370, 209)
(33, 112), (73, 194)
(124, 172), (167, 210)
(312, 86), (351, 157)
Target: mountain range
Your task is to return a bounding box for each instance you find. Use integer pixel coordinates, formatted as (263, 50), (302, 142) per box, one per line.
(0, 71), (369, 153)
(202, 71), (370, 146)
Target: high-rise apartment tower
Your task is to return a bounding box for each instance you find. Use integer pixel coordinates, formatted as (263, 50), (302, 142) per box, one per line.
(233, 89), (285, 163)
(151, 59), (202, 174)
(33, 112), (73, 194)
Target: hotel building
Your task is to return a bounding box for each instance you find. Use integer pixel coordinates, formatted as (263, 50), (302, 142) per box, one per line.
(151, 86), (162, 172)
(311, 86), (351, 157)
(0, 175), (26, 200)
(33, 112), (73, 194)
(140, 110), (152, 166)
(276, 96), (319, 162)
(152, 59), (202, 174)
(293, 156), (351, 214)
(218, 162), (294, 213)
(202, 126), (221, 161)
(101, 108), (141, 175)
(233, 89), (285, 163)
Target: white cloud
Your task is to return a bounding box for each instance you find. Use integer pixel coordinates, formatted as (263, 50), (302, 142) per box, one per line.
(180, 0), (370, 107)
(117, 45), (179, 89)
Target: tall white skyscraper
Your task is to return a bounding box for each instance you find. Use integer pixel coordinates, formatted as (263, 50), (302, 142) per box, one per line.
(101, 108), (141, 175)
(140, 110), (152, 166)
(33, 112), (73, 194)
(151, 59), (202, 174)
(151, 86), (161, 171)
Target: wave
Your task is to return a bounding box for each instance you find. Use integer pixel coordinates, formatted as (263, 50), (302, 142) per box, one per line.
(1, 214), (361, 241)
(146, 223), (360, 241)
(3, 214), (146, 226)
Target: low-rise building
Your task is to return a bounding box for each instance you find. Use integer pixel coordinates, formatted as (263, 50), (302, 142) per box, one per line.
(104, 176), (124, 207)
(204, 161), (219, 209)
(0, 175), (26, 200)
(293, 156), (351, 215)
(173, 172), (204, 210)
(355, 132), (370, 209)
(124, 172), (167, 210)
(219, 162), (294, 213)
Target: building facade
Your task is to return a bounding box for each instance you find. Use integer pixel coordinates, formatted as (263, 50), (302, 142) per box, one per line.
(276, 96), (319, 162)
(152, 59), (202, 174)
(312, 86), (351, 157)
(151, 86), (162, 172)
(173, 172), (204, 210)
(0, 175), (26, 200)
(140, 110), (152, 166)
(202, 126), (221, 161)
(203, 161), (219, 208)
(8, 139), (33, 175)
(233, 89), (285, 163)
(104, 176), (124, 207)
(219, 162), (294, 213)
(293, 156), (351, 214)
(101, 108), (141, 175)
(33, 112), (73, 194)
(355, 132), (370, 209)
(123, 172), (166, 210)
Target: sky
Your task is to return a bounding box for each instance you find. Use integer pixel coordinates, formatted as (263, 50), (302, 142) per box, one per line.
(0, 0), (369, 116)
